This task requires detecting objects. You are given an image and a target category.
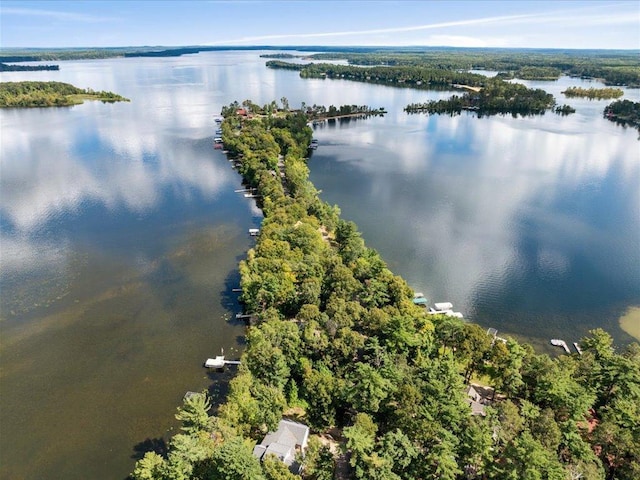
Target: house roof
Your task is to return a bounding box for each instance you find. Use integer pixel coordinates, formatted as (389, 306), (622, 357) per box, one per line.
(253, 420), (310, 467)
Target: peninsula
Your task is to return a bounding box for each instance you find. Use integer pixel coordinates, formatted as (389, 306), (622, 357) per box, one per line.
(0, 81), (129, 108)
(131, 99), (639, 480)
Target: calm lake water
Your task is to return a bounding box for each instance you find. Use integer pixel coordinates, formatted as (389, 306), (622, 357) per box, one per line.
(1, 51), (639, 479)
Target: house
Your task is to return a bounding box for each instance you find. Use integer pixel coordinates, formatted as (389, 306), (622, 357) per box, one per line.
(253, 420), (310, 473)
(466, 384), (493, 416)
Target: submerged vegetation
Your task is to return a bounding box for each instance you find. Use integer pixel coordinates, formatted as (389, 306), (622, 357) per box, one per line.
(0, 81), (129, 107)
(131, 100), (640, 480)
(563, 86), (624, 99)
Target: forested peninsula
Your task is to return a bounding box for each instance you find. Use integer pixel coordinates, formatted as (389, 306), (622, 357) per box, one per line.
(0, 81), (129, 107)
(131, 100), (640, 480)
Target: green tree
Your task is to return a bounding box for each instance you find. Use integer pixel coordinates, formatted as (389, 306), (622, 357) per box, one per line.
(205, 436), (266, 480)
(175, 392), (212, 434)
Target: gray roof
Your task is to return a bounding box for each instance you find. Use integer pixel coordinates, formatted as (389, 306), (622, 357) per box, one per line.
(253, 420), (310, 467)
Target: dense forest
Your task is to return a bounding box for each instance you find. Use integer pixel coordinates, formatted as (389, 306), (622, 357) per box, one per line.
(562, 87), (624, 100)
(0, 81), (129, 107)
(131, 101), (640, 480)
(604, 99), (640, 132)
(0, 62), (59, 71)
(304, 50), (640, 87)
(266, 60), (490, 89)
(2, 46), (637, 86)
(405, 80), (556, 117)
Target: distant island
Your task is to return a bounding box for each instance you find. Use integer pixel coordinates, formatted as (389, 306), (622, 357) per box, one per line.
(0, 81), (130, 107)
(562, 86), (624, 100)
(405, 80), (556, 117)
(0, 63), (59, 72)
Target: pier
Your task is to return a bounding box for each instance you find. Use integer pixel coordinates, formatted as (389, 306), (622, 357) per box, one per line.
(204, 355), (241, 369)
(551, 339), (571, 354)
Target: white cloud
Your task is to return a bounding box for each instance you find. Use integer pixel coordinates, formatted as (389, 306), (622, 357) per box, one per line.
(0, 7), (119, 23)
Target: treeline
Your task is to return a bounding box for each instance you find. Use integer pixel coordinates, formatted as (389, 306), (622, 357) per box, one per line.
(306, 49), (640, 86)
(405, 80), (556, 117)
(604, 99), (640, 132)
(266, 60), (489, 89)
(0, 62), (59, 72)
(563, 87), (624, 100)
(0, 81), (129, 107)
(131, 101), (639, 480)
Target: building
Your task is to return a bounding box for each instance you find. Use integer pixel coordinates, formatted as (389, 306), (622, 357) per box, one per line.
(252, 419), (310, 473)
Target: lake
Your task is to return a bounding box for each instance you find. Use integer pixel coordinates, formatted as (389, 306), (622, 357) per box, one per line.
(1, 51), (638, 479)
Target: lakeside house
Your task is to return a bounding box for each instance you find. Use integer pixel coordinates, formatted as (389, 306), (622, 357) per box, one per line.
(466, 384), (493, 416)
(252, 419), (310, 473)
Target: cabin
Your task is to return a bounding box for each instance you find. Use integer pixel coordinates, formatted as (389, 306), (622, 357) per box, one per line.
(465, 384), (493, 416)
(253, 420), (310, 473)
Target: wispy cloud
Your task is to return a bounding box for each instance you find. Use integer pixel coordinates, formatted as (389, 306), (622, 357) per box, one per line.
(1, 7), (119, 23)
(210, 12), (548, 44)
(209, 5), (638, 45)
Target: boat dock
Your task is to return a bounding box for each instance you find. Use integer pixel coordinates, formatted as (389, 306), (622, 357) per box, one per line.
(551, 339), (571, 354)
(204, 355), (241, 369)
(573, 342), (583, 355)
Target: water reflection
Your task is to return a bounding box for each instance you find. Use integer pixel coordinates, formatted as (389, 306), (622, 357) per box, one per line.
(309, 91), (639, 347)
(1, 51), (639, 480)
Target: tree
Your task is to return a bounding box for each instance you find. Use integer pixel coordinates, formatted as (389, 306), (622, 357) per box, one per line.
(175, 392), (212, 434)
(205, 436), (266, 480)
(131, 452), (166, 480)
(303, 437), (335, 480)
(344, 362), (392, 413)
(262, 454), (299, 480)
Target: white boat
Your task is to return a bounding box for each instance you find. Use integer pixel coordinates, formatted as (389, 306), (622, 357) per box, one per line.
(433, 302), (454, 312)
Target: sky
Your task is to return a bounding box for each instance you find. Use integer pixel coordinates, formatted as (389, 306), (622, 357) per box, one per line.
(0, 0), (638, 50)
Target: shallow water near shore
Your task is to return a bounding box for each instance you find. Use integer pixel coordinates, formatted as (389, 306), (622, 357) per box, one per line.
(1, 51), (639, 479)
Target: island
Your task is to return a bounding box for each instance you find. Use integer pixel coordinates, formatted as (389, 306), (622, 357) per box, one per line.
(0, 81), (130, 107)
(0, 62), (59, 72)
(563, 86), (624, 100)
(131, 99), (639, 480)
(604, 99), (640, 132)
(405, 80), (556, 117)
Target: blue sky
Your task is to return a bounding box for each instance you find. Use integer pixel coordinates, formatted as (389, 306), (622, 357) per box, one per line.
(1, 1), (638, 49)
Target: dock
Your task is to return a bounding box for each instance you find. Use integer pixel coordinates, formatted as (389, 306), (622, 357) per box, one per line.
(412, 292), (429, 306)
(235, 188), (257, 193)
(204, 355), (241, 369)
(248, 228), (260, 236)
(551, 339), (571, 354)
(573, 342), (583, 355)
